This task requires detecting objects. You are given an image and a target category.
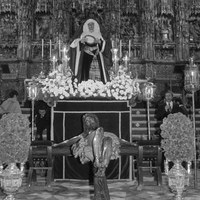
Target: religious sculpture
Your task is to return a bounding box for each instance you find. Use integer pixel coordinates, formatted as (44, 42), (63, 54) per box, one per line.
(56, 113), (120, 173)
(54, 113), (120, 199)
(69, 18), (112, 83)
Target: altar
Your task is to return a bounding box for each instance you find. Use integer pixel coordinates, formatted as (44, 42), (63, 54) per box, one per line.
(51, 100), (132, 180)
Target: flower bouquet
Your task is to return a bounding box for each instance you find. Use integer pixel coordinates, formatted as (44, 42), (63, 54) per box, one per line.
(106, 74), (140, 100)
(77, 79), (108, 99)
(0, 113), (31, 165)
(160, 112), (194, 163)
(38, 70), (78, 105)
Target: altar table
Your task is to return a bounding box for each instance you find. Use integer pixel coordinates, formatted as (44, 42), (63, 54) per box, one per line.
(51, 100), (132, 180)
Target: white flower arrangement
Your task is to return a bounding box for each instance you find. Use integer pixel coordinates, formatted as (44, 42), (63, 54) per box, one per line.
(38, 70), (78, 101)
(37, 71), (141, 102)
(77, 79), (107, 98)
(106, 74), (140, 100)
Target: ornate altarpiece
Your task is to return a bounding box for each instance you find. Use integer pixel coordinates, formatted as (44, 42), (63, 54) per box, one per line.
(0, 0), (200, 103)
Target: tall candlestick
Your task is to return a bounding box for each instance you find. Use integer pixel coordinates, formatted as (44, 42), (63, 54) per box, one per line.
(111, 40), (114, 48)
(82, 3), (84, 12)
(112, 48), (118, 73)
(123, 54), (129, 71)
(191, 71), (195, 83)
(63, 47), (66, 58)
(50, 40), (52, 58)
(22, 40), (24, 59)
(58, 40), (61, 58)
(120, 40), (122, 58)
(114, 56), (117, 73)
(52, 56), (56, 71)
(42, 39), (44, 59)
(164, 160), (169, 175)
(187, 161), (191, 174)
(129, 40), (131, 57)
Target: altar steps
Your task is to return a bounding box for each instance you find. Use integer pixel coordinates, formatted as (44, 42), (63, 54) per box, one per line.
(131, 108), (200, 141)
(21, 107), (200, 142)
(131, 108), (159, 141)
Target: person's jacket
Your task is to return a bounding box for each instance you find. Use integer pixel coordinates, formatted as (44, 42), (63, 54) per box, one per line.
(155, 101), (187, 121)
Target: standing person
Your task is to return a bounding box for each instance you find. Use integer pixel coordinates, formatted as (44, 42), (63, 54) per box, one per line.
(70, 18), (112, 83)
(155, 91), (187, 121)
(0, 90), (21, 115)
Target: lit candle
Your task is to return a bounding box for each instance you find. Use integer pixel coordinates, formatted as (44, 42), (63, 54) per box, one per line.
(111, 40), (114, 48)
(129, 40), (131, 57)
(65, 54), (69, 71)
(191, 71), (195, 83)
(114, 55), (117, 72)
(113, 48), (118, 56)
(42, 39), (44, 59)
(22, 40), (24, 59)
(52, 56), (56, 71)
(63, 47), (66, 58)
(120, 40), (122, 58)
(58, 40), (61, 58)
(164, 159), (169, 175)
(145, 86), (153, 100)
(81, 3), (84, 12)
(50, 40), (52, 58)
(112, 48), (118, 73)
(124, 55), (128, 69)
(187, 161), (191, 174)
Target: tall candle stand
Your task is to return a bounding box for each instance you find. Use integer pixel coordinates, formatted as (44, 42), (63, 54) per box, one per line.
(184, 57), (200, 188)
(142, 82), (157, 140)
(41, 39), (44, 72)
(27, 79), (39, 141)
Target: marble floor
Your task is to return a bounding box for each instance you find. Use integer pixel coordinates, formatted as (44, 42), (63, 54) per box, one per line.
(0, 174), (200, 200)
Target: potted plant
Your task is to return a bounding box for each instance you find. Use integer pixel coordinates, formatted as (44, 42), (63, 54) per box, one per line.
(160, 112), (194, 199)
(0, 113), (31, 199)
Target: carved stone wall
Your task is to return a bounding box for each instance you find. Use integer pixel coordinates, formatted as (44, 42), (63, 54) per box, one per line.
(0, 0), (198, 102)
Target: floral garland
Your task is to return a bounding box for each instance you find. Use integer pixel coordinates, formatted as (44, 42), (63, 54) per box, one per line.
(160, 112), (194, 162)
(0, 113), (31, 164)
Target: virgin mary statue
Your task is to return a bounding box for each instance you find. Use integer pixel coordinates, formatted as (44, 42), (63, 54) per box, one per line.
(70, 18), (112, 83)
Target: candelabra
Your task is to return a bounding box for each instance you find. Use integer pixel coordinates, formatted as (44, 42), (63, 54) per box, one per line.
(111, 48), (132, 80)
(142, 82), (156, 140)
(184, 57), (200, 188)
